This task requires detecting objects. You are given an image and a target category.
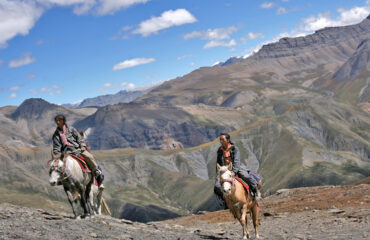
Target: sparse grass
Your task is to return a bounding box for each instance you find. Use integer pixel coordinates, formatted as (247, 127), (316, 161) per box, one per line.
(336, 70), (369, 104)
(0, 184), (70, 213)
(147, 160), (214, 212)
(287, 160), (370, 188)
(258, 129), (303, 195)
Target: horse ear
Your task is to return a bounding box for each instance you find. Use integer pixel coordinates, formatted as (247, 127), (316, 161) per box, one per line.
(217, 163), (221, 170)
(227, 162), (233, 171)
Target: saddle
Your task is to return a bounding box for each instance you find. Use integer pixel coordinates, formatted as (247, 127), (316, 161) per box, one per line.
(235, 177), (250, 195)
(68, 154), (91, 173)
(68, 154), (99, 186)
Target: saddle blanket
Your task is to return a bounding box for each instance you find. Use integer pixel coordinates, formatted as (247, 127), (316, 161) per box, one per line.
(69, 154), (91, 173)
(235, 177), (250, 195)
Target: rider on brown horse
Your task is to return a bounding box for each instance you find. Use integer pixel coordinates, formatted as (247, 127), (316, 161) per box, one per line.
(52, 114), (104, 189)
(214, 133), (260, 207)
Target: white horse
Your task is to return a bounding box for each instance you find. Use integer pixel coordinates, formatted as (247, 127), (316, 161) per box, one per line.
(49, 155), (99, 218)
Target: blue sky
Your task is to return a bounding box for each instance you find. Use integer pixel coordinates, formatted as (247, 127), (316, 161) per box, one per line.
(1, 0), (370, 106)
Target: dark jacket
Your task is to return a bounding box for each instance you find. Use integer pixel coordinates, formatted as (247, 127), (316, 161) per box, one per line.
(52, 125), (86, 155)
(216, 144), (241, 174)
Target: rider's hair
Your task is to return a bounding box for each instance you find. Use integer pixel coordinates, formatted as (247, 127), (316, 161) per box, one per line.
(54, 114), (66, 123)
(220, 132), (233, 144)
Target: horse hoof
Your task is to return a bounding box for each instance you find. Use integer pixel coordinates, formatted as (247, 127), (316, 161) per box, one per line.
(256, 234), (260, 239)
(75, 216), (81, 220)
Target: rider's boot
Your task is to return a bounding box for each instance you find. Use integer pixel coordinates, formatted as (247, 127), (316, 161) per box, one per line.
(94, 167), (105, 190)
(251, 186), (260, 200)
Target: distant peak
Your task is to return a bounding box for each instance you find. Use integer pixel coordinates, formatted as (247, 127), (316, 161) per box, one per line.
(21, 98), (51, 105)
(11, 98), (59, 120)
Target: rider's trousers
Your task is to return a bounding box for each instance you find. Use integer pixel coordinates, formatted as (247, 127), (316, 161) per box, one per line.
(81, 150), (98, 172)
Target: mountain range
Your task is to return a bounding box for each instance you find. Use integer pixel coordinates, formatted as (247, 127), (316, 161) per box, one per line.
(0, 15), (369, 222)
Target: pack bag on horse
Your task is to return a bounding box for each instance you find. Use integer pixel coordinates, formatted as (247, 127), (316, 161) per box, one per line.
(214, 133), (262, 209)
(52, 114), (104, 189)
(217, 162), (260, 239)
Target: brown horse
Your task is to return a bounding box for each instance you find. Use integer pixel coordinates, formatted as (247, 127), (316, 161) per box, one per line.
(217, 163), (259, 239)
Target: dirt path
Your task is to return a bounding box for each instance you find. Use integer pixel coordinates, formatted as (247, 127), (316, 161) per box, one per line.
(1, 184), (369, 239)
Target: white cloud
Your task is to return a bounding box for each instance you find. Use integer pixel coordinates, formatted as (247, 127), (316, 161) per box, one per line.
(120, 82), (135, 90)
(133, 9), (197, 37)
(110, 25), (134, 40)
(177, 54), (192, 60)
(26, 74), (37, 79)
(241, 32), (265, 43)
(38, 85), (63, 95)
(301, 6), (370, 32)
(0, 85), (23, 92)
(260, 2), (276, 9)
(103, 82), (112, 87)
(0, 0), (149, 47)
(248, 32), (265, 40)
(8, 52), (36, 68)
(184, 26), (237, 40)
(277, 7), (288, 15)
(113, 57), (155, 70)
(9, 93), (17, 98)
(38, 0), (149, 15)
(0, 0), (44, 47)
(204, 39), (236, 49)
(9, 85), (21, 91)
(95, 0), (149, 15)
(127, 83), (135, 89)
(184, 26), (238, 48)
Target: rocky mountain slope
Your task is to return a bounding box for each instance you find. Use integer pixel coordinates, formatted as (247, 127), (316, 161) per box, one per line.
(1, 184), (369, 239)
(0, 96), (368, 222)
(63, 90), (148, 108)
(0, 98), (96, 147)
(137, 15), (370, 106)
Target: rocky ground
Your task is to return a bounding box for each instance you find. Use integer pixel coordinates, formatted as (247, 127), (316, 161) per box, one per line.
(1, 184), (369, 240)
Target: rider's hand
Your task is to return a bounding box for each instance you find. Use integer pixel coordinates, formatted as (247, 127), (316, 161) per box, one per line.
(81, 146), (87, 151)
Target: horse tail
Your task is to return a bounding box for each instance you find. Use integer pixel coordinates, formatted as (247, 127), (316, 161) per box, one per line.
(101, 197), (111, 216)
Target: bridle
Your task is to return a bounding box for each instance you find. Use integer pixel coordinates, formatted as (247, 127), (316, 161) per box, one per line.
(219, 169), (235, 189)
(220, 178), (234, 185)
(48, 158), (70, 181)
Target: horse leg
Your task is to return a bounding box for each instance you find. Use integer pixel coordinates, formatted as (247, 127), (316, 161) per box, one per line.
(77, 184), (90, 218)
(96, 189), (103, 215)
(89, 188), (96, 215)
(240, 204), (250, 239)
(85, 182), (94, 216)
(64, 187), (80, 219)
(252, 203), (260, 239)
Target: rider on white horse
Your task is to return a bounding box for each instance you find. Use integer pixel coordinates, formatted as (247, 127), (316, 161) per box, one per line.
(52, 114), (104, 189)
(214, 133), (260, 207)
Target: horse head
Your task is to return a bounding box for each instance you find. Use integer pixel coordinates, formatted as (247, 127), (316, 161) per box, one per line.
(48, 159), (65, 186)
(217, 162), (235, 195)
